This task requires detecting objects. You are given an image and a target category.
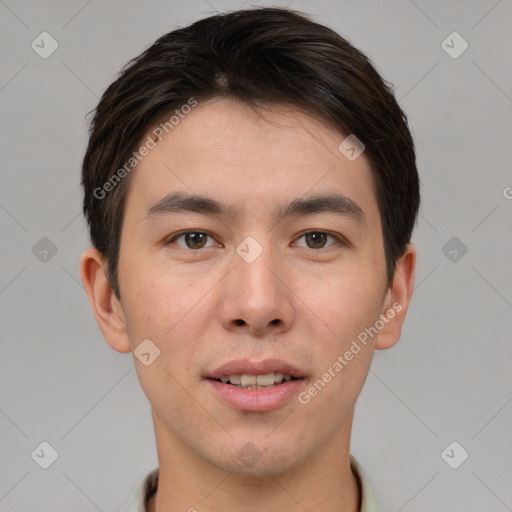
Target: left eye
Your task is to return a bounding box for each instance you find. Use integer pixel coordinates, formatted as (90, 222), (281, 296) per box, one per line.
(167, 231), (217, 250)
(293, 231), (339, 249)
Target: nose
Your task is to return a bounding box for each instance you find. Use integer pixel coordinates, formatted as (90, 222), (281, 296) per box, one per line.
(218, 242), (295, 337)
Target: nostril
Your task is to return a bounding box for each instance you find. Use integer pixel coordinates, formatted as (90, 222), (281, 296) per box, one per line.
(270, 319), (281, 325)
(234, 319), (245, 326)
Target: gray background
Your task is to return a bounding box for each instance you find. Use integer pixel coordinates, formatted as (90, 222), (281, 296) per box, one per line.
(1, 0), (511, 510)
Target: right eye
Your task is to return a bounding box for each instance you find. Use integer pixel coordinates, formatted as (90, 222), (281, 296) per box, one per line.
(166, 231), (219, 250)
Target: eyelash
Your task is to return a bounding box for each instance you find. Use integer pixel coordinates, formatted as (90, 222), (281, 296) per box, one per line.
(165, 230), (348, 250)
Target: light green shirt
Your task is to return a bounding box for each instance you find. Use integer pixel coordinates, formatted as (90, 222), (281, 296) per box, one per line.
(122, 454), (382, 512)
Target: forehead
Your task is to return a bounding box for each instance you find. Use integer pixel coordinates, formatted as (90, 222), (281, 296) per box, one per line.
(123, 98), (379, 225)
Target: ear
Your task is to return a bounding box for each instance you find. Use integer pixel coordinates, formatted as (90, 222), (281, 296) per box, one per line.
(79, 247), (131, 354)
(375, 244), (416, 350)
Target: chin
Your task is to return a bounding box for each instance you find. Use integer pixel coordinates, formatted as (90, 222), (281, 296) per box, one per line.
(208, 438), (307, 478)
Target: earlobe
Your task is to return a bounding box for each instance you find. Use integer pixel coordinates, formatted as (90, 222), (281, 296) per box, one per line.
(79, 247), (132, 354)
(375, 244), (416, 350)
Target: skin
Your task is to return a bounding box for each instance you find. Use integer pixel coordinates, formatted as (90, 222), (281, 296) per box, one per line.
(80, 97), (415, 512)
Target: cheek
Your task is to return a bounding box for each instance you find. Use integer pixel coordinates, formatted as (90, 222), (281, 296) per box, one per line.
(121, 265), (209, 376)
(122, 260), (189, 333)
(296, 271), (382, 409)
(303, 268), (384, 343)
(299, 288), (378, 419)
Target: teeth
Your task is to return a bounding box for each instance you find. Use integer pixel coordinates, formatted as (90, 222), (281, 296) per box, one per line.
(218, 373), (294, 387)
(256, 373), (275, 386)
(241, 374), (257, 386)
(274, 372), (284, 383)
(241, 385), (276, 390)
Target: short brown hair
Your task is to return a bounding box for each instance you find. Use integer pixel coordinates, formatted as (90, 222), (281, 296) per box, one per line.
(81, 7), (420, 299)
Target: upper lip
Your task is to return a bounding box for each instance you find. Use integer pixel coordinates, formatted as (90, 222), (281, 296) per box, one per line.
(207, 359), (305, 379)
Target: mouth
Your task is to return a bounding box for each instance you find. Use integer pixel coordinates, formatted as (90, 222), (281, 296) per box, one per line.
(210, 372), (302, 390)
(204, 359), (306, 411)
(206, 358), (306, 385)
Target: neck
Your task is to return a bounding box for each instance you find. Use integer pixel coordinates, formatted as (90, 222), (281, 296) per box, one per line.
(147, 408), (360, 512)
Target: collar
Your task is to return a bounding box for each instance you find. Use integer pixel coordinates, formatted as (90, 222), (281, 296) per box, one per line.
(122, 454), (382, 512)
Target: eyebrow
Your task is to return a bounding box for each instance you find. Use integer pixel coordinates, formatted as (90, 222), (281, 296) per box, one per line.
(146, 191), (366, 225)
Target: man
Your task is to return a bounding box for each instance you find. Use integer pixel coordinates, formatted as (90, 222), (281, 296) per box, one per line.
(80, 7), (419, 512)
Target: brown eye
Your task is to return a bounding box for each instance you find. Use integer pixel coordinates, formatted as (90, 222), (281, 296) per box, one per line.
(304, 232), (328, 248)
(294, 231), (339, 249)
(167, 231), (216, 249)
(184, 232), (208, 249)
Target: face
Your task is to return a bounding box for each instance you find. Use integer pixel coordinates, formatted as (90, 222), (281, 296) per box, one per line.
(94, 97), (408, 475)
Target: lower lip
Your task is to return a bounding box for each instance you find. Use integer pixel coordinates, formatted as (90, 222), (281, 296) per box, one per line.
(207, 378), (305, 412)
